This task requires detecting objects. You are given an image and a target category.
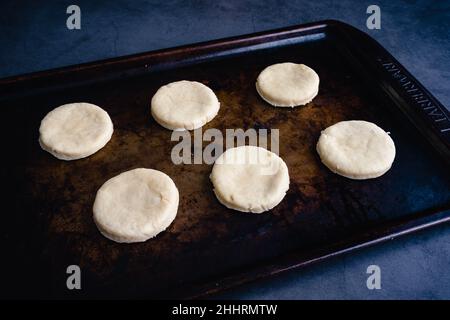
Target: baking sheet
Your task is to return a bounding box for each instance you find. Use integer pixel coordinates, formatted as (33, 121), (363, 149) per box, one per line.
(1, 20), (449, 298)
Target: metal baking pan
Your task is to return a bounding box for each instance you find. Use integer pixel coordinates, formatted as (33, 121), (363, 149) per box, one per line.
(1, 20), (449, 299)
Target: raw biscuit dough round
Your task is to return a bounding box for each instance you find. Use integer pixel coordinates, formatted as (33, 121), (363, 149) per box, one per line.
(151, 80), (220, 130)
(39, 102), (113, 160)
(316, 120), (396, 180)
(256, 62), (319, 107)
(93, 168), (179, 243)
(210, 145), (290, 213)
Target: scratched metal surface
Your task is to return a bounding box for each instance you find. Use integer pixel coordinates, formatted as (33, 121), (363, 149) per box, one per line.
(1, 25), (450, 298)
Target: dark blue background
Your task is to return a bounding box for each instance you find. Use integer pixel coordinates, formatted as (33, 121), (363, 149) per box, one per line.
(1, 0), (449, 299)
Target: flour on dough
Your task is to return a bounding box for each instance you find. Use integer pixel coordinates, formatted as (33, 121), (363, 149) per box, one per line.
(151, 80), (220, 130)
(39, 102), (113, 160)
(210, 145), (290, 213)
(316, 120), (396, 179)
(256, 62), (319, 107)
(93, 168), (179, 243)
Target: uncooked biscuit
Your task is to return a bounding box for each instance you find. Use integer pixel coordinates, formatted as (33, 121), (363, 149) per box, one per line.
(93, 168), (179, 243)
(39, 102), (113, 160)
(256, 62), (319, 107)
(151, 80), (220, 130)
(316, 120), (396, 179)
(210, 146), (290, 213)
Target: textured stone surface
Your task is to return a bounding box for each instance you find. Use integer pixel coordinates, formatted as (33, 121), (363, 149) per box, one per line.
(0, 0), (449, 299)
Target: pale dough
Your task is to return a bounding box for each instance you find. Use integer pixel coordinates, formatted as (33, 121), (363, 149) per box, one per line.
(316, 120), (396, 179)
(151, 80), (220, 130)
(93, 168), (179, 243)
(256, 62), (319, 107)
(210, 146), (290, 213)
(39, 102), (113, 160)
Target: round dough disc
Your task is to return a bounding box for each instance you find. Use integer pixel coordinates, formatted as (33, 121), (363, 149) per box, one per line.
(93, 168), (179, 243)
(39, 102), (113, 160)
(256, 62), (319, 107)
(151, 80), (220, 130)
(316, 120), (396, 179)
(210, 146), (290, 213)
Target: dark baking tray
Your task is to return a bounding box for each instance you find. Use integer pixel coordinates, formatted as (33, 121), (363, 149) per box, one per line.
(1, 20), (449, 299)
